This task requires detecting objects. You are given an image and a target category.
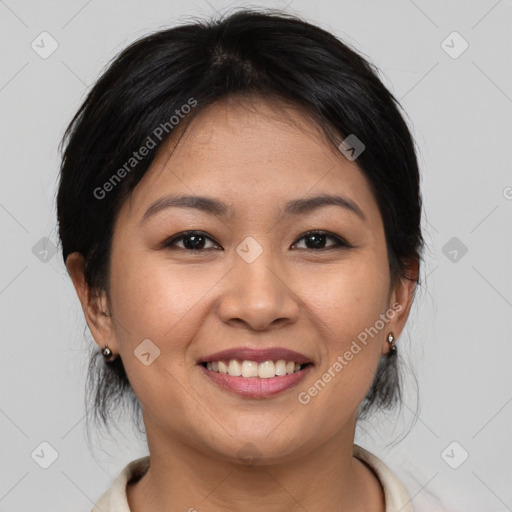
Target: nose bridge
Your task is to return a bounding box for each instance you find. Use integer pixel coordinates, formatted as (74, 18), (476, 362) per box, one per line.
(217, 236), (299, 330)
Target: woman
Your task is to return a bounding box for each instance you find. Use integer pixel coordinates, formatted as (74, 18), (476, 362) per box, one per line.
(57, 8), (424, 512)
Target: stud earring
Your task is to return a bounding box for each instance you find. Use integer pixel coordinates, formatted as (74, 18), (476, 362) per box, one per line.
(101, 344), (115, 361)
(387, 332), (397, 354)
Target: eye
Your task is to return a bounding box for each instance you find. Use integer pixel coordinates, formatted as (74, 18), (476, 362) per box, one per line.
(161, 231), (221, 251)
(291, 230), (351, 250)
(161, 229), (351, 252)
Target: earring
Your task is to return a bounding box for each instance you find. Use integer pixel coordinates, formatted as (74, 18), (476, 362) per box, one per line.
(387, 332), (397, 354)
(101, 344), (115, 361)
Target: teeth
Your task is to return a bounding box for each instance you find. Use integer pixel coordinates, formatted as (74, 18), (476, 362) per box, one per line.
(203, 359), (307, 378)
(228, 360), (242, 376)
(241, 360), (258, 378)
(275, 360), (287, 376)
(258, 360), (275, 379)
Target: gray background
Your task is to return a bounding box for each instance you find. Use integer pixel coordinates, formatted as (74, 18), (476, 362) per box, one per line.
(1, 1), (511, 511)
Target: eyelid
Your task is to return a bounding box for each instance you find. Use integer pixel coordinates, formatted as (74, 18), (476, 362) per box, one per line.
(291, 230), (351, 250)
(161, 229), (351, 251)
(161, 230), (221, 250)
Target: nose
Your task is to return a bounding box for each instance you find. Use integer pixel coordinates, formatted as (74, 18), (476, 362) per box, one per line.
(216, 247), (300, 332)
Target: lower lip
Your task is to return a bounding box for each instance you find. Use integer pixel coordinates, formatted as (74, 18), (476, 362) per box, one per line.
(198, 364), (313, 398)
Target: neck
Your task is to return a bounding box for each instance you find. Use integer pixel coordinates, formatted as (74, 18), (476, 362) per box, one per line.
(126, 421), (385, 512)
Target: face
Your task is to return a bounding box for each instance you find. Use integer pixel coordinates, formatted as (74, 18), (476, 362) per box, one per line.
(71, 96), (415, 464)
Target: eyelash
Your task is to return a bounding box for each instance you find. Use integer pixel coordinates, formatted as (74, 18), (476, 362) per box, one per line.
(161, 230), (351, 252)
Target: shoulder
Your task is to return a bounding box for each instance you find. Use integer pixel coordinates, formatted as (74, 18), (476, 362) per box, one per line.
(353, 444), (414, 512)
(91, 456), (150, 512)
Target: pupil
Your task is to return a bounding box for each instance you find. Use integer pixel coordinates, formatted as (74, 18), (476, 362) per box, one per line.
(307, 234), (325, 249)
(185, 234), (205, 250)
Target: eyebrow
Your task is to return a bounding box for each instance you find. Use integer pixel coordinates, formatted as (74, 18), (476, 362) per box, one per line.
(140, 193), (366, 225)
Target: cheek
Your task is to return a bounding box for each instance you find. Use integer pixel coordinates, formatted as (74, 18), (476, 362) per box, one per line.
(296, 255), (389, 399)
(301, 254), (390, 343)
(107, 250), (216, 410)
(109, 248), (219, 342)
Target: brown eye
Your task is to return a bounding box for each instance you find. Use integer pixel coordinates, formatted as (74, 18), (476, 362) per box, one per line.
(162, 231), (220, 251)
(161, 230), (350, 252)
(292, 230), (350, 250)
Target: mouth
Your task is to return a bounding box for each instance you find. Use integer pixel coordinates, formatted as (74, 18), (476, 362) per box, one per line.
(199, 359), (313, 378)
(196, 347), (314, 398)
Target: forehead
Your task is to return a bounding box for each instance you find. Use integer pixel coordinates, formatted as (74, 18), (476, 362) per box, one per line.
(120, 96), (381, 227)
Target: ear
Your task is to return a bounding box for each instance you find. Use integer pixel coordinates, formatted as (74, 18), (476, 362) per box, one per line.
(382, 258), (419, 355)
(66, 252), (118, 355)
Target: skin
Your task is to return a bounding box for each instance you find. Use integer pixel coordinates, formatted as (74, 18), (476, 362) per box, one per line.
(67, 95), (418, 512)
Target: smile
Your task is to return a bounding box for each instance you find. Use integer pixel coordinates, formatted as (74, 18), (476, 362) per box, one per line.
(198, 360), (314, 398)
(202, 359), (311, 378)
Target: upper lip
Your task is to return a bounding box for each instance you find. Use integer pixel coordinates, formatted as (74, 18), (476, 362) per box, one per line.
(198, 347), (314, 365)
